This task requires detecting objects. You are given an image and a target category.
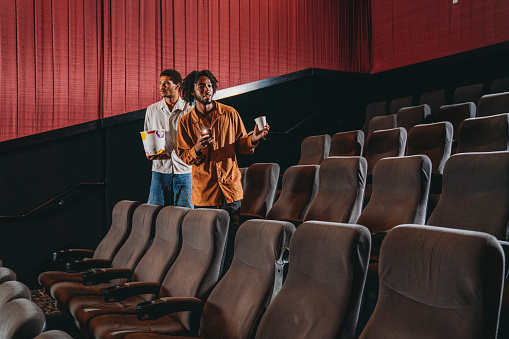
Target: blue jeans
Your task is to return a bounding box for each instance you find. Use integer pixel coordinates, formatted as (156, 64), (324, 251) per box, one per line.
(148, 172), (193, 208)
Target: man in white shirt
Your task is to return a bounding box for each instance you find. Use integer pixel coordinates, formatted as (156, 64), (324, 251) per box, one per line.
(144, 69), (193, 207)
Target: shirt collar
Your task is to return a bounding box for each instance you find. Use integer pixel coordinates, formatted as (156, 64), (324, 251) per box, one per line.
(190, 101), (223, 124)
(161, 97), (186, 114)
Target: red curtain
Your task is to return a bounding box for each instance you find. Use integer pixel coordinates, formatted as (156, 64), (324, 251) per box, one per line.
(0, 0), (370, 142)
(371, 0), (509, 73)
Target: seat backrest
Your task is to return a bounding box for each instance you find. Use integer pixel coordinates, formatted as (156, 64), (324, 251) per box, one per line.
(304, 157), (367, 224)
(406, 122), (453, 174)
(477, 92), (509, 117)
(0, 267), (16, 284)
(266, 165), (319, 222)
(362, 101), (388, 136)
(359, 225), (504, 339)
(365, 127), (407, 176)
(35, 330), (74, 339)
(131, 206), (189, 298)
(330, 130), (364, 157)
(453, 83), (484, 104)
(358, 155), (431, 233)
(490, 77), (509, 94)
(436, 102), (476, 141)
(255, 221), (371, 339)
(397, 104), (431, 132)
(389, 96), (413, 115)
(241, 163), (280, 218)
(419, 89), (446, 121)
(93, 200), (140, 260)
(158, 208), (229, 331)
(199, 219), (295, 339)
(427, 151), (509, 240)
(456, 113), (509, 153)
(110, 204), (162, 281)
(0, 281), (31, 307)
(0, 299), (46, 338)
(298, 134), (331, 165)
(367, 114), (397, 136)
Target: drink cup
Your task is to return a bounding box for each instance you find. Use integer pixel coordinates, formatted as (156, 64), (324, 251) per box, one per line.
(255, 116), (267, 131)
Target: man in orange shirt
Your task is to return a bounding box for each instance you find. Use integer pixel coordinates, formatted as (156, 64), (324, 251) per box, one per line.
(177, 70), (269, 224)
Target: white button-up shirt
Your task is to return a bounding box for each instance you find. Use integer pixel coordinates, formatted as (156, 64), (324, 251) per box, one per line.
(144, 97), (193, 174)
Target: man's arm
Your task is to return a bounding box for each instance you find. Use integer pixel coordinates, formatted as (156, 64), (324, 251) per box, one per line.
(177, 119), (210, 165)
(235, 111), (269, 154)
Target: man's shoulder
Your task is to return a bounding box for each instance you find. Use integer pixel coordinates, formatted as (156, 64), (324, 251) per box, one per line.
(215, 101), (238, 115)
(146, 99), (164, 112)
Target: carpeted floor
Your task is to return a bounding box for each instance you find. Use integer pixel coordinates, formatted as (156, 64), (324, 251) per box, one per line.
(31, 289), (86, 339)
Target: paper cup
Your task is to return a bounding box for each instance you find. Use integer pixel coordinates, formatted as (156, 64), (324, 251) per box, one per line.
(140, 130), (166, 156)
(255, 116), (267, 131)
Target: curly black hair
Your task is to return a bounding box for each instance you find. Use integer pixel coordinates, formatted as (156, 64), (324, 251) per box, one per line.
(180, 70), (218, 104)
(159, 69), (183, 86)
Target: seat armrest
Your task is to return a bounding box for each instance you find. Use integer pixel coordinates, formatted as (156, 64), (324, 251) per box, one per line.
(136, 297), (204, 321)
(499, 240), (509, 281)
(66, 258), (112, 273)
(53, 249), (94, 262)
(103, 282), (162, 302)
(82, 268), (133, 285)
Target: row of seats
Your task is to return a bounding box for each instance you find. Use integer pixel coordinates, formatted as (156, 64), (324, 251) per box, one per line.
(364, 90), (509, 151)
(362, 76), (509, 136)
(0, 261), (72, 338)
(36, 198), (506, 338)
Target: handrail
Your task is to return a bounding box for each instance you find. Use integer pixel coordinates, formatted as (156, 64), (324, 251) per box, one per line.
(0, 182), (105, 220)
(268, 113), (320, 135)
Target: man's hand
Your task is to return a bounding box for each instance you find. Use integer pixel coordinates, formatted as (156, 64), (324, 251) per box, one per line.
(146, 150), (170, 160)
(251, 123), (270, 143)
(194, 135), (214, 154)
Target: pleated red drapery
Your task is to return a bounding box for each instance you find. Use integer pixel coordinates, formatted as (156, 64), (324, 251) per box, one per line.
(0, 0), (370, 142)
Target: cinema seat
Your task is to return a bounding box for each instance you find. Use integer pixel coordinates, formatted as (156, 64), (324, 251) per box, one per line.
(35, 330), (74, 338)
(406, 122), (453, 216)
(389, 96), (413, 115)
(330, 130), (364, 156)
(0, 267), (16, 284)
(0, 299), (46, 338)
(38, 200), (140, 292)
(89, 219), (292, 339)
(297, 134), (331, 165)
(477, 92), (509, 117)
(66, 207), (190, 332)
(0, 281), (31, 307)
(453, 83), (484, 104)
(490, 77), (509, 94)
(396, 104), (431, 132)
(456, 113), (509, 153)
(254, 221), (370, 339)
(49, 204), (162, 310)
(240, 163), (280, 222)
(266, 165), (319, 226)
(359, 225), (504, 339)
(303, 156), (367, 224)
(364, 127), (407, 202)
(367, 114), (397, 136)
(419, 89), (446, 122)
(361, 101), (388, 136)
(436, 102), (476, 152)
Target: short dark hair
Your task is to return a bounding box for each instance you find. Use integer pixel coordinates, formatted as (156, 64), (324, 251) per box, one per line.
(159, 69), (183, 86)
(180, 70), (218, 103)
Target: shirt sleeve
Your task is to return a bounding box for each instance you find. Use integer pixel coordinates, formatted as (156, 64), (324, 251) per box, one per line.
(234, 110), (258, 154)
(177, 117), (206, 165)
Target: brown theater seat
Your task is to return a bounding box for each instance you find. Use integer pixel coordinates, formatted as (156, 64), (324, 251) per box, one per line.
(0, 281), (31, 307)
(89, 218), (291, 339)
(367, 114), (397, 136)
(67, 206), (190, 332)
(456, 113), (509, 153)
(419, 89), (445, 122)
(0, 299), (46, 338)
(436, 102), (476, 150)
(254, 221), (371, 339)
(303, 156), (367, 224)
(240, 163), (280, 221)
(361, 101), (388, 136)
(477, 92), (509, 117)
(396, 104), (431, 132)
(38, 200), (140, 292)
(297, 134), (331, 165)
(389, 95), (413, 115)
(359, 225), (504, 339)
(330, 130), (364, 156)
(49, 204), (162, 311)
(453, 83), (484, 104)
(266, 165), (319, 226)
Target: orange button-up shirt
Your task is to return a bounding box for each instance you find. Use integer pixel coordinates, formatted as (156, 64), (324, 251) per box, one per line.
(177, 101), (258, 206)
